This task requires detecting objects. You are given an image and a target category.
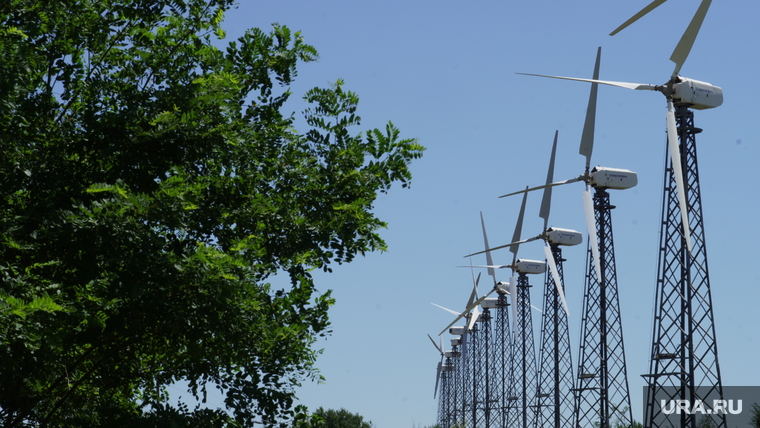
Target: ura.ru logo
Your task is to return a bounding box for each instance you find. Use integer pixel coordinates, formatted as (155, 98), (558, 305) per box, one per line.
(660, 399), (742, 415)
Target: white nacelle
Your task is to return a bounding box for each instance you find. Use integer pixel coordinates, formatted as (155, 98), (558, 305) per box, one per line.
(481, 297), (499, 309)
(514, 259), (546, 275)
(441, 363), (455, 372)
(546, 227), (583, 246)
(495, 281), (510, 294)
(589, 166), (638, 190)
(673, 77), (723, 110)
(445, 350), (460, 358)
(449, 326), (466, 336)
(450, 337), (461, 347)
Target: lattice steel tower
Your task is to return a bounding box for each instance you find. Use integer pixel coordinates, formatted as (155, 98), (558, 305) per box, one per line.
(520, 131), (579, 428)
(458, 309), (489, 428)
(477, 212), (513, 428)
(476, 303), (496, 428)
(536, 243), (576, 428)
(510, 263), (543, 428)
(460, 320), (477, 428)
(436, 356), (455, 428)
(643, 105), (725, 428)
(574, 188), (633, 428)
(434, 334), (461, 428)
(490, 293), (511, 428)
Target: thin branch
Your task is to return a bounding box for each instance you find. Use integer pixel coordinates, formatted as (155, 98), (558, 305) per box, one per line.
(53, 20), (137, 126)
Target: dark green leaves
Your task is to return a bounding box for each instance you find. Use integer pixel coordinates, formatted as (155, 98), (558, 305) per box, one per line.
(0, 1), (422, 427)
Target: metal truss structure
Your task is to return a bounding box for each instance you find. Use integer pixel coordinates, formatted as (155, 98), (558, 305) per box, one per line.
(511, 273), (539, 428)
(644, 105), (725, 428)
(574, 188), (633, 428)
(536, 244), (575, 428)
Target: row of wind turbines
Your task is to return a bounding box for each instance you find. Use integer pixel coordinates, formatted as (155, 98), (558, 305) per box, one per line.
(429, 1), (726, 427)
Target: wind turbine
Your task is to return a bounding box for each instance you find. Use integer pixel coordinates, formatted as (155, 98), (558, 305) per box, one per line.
(434, 279), (500, 428)
(533, 132), (580, 428)
(504, 47), (636, 428)
(433, 273), (489, 428)
(605, 2), (727, 427)
(471, 191), (544, 428)
(429, 333), (456, 427)
(478, 213), (513, 428)
(517, 0), (721, 255)
(429, 334), (453, 400)
(467, 134), (582, 428)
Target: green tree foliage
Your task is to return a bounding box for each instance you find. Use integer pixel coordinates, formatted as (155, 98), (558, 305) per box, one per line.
(696, 414), (717, 428)
(0, 0), (423, 427)
(311, 408), (373, 428)
(750, 403), (760, 428)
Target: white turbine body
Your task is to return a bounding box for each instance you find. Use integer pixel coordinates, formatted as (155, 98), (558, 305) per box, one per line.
(672, 77), (722, 110)
(545, 227), (583, 246)
(449, 326), (466, 336)
(445, 350), (460, 358)
(589, 167), (638, 190)
(481, 297), (500, 309)
(514, 259), (547, 275)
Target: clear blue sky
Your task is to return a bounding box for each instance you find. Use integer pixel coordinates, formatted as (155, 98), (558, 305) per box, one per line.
(186, 1), (760, 426)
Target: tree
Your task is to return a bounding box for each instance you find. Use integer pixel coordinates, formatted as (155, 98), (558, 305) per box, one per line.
(750, 403), (760, 428)
(0, 1), (423, 427)
(312, 408), (373, 428)
(696, 414), (716, 428)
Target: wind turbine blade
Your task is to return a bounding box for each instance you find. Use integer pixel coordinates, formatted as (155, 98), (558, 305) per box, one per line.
(467, 306), (481, 331)
(460, 328), (469, 362)
(464, 235), (541, 258)
(580, 47), (601, 174)
(432, 302), (461, 317)
(440, 317), (465, 337)
(510, 188), (529, 263)
(544, 242), (570, 317)
(516, 73), (658, 91)
(438, 292), (493, 336)
(609, 0), (667, 36)
(539, 131), (558, 230)
(509, 275), (518, 336)
(582, 186), (603, 281)
(671, 0), (712, 77)
(467, 273), (480, 308)
(480, 212), (497, 282)
(499, 177), (581, 198)
(428, 333), (444, 355)
(434, 361), (442, 399)
(456, 264), (511, 269)
(666, 100), (693, 253)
